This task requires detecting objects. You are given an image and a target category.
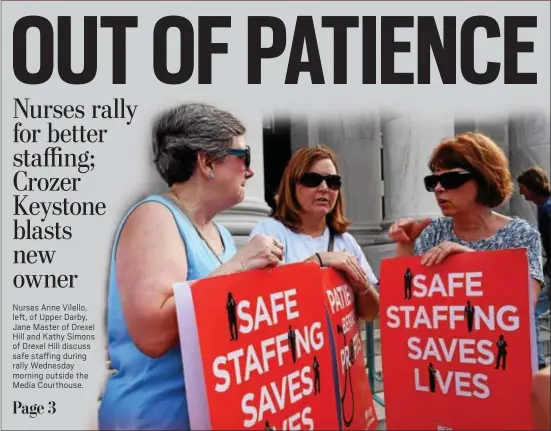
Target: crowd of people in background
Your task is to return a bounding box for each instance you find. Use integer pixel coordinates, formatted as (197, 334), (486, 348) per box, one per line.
(98, 103), (550, 431)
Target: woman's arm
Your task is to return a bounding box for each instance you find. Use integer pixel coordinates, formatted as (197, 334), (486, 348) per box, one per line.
(353, 281), (380, 321)
(115, 203), (254, 358)
(531, 278), (542, 308)
(349, 237), (380, 321)
(116, 202), (187, 358)
(523, 226), (545, 308)
(396, 242), (415, 257)
(248, 218), (287, 264)
(389, 218), (433, 257)
(311, 249), (380, 321)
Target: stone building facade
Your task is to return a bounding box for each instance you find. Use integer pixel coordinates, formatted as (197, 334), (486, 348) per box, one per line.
(228, 111), (550, 277)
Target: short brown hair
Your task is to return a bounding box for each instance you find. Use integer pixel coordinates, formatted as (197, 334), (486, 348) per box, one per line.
(428, 132), (514, 208)
(273, 145), (351, 234)
(518, 167), (551, 197)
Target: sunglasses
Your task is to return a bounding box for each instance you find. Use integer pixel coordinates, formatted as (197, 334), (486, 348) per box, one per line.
(298, 172), (342, 191)
(227, 145), (250, 169)
(423, 171), (475, 192)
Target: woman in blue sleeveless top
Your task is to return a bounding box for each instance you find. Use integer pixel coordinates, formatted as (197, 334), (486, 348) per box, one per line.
(98, 103), (284, 430)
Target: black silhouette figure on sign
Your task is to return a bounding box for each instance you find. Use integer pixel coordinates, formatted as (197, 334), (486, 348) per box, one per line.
(264, 420), (273, 431)
(226, 292), (238, 341)
(464, 300), (475, 333)
(428, 363), (437, 393)
(313, 356), (321, 395)
(336, 324), (354, 427)
(404, 268), (412, 300)
(495, 335), (507, 370)
(288, 325), (297, 364)
(348, 339), (356, 365)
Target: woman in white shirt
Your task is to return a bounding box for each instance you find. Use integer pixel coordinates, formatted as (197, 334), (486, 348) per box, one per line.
(249, 145), (379, 321)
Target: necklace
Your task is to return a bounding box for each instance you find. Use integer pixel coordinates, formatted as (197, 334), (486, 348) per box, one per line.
(166, 192), (224, 265)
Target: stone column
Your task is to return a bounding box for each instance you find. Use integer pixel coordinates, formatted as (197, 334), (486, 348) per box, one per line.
(215, 109), (272, 247)
(381, 113), (455, 224)
(454, 117), (476, 135)
(509, 113), (551, 225)
(317, 113), (384, 239)
(290, 116), (320, 153)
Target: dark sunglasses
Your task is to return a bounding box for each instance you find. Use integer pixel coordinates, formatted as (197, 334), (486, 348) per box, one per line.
(227, 145), (250, 169)
(298, 172), (342, 190)
(423, 171), (475, 192)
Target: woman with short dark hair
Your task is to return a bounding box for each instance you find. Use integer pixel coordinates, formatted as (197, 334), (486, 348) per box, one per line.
(99, 103), (283, 430)
(518, 166), (551, 200)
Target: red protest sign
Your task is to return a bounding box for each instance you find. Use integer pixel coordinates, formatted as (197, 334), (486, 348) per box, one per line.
(175, 262), (340, 430)
(379, 248), (537, 430)
(321, 269), (379, 431)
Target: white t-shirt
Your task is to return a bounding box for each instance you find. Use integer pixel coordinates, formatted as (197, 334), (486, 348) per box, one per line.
(248, 217), (378, 286)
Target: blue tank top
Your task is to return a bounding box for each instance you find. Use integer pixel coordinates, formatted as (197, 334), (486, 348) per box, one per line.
(98, 194), (237, 430)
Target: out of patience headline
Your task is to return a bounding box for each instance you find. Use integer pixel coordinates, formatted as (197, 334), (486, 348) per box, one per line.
(12, 15), (538, 85)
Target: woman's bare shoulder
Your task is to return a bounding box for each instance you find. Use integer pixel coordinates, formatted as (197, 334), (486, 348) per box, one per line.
(116, 199), (187, 285)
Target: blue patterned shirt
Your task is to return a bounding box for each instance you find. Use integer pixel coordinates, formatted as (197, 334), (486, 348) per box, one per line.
(414, 216), (544, 285)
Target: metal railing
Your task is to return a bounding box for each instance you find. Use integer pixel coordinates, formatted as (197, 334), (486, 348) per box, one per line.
(365, 321), (385, 407)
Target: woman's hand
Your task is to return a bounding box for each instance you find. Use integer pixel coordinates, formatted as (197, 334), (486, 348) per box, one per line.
(318, 251), (367, 284)
(315, 251), (379, 321)
(389, 218), (432, 244)
(233, 234), (284, 270)
(421, 241), (473, 266)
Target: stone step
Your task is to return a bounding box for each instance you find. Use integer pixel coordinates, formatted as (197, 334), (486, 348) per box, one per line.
(362, 363), (386, 429)
(373, 392), (386, 430)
